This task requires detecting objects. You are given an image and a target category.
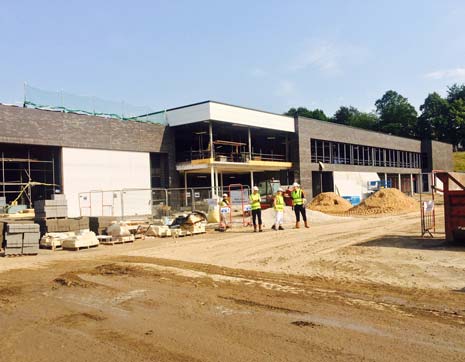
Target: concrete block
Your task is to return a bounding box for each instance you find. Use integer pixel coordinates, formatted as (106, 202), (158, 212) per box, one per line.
(23, 232), (40, 244)
(51, 194), (66, 201)
(5, 233), (23, 246)
(7, 223), (39, 233)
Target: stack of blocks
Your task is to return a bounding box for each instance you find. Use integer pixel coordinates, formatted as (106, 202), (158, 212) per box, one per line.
(4, 223), (40, 255)
(34, 194), (68, 218)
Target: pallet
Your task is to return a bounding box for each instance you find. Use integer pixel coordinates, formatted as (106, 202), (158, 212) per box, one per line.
(62, 244), (99, 251)
(2, 252), (38, 257)
(99, 235), (135, 245)
(39, 244), (63, 251)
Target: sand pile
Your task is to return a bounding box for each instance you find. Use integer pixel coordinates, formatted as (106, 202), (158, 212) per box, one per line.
(348, 188), (418, 215)
(308, 192), (353, 213)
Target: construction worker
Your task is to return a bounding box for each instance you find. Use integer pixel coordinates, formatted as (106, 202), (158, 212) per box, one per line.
(271, 187), (285, 231)
(219, 193), (230, 231)
(291, 182), (309, 229)
(249, 186), (263, 232)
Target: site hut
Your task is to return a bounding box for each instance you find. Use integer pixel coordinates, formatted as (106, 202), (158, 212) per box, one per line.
(167, 101), (295, 199)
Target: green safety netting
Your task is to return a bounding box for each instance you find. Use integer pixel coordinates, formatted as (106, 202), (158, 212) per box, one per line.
(23, 84), (167, 125)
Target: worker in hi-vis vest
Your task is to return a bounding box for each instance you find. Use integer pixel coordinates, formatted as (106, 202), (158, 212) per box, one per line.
(271, 187), (285, 231)
(219, 193), (230, 231)
(249, 186), (263, 232)
(291, 182), (309, 229)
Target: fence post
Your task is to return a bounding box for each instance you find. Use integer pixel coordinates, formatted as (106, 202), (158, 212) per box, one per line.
(121, 190), (125, 221)
(191, 188), (195, 212)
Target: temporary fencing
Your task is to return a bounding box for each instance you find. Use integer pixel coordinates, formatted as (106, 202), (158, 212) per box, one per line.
(78, 187), (233, 220)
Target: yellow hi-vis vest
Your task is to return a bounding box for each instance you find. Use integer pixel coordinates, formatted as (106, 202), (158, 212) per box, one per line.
(249, 193), (261, 210)
(291, 189), (303, 205)
(274, 194), (284, 211)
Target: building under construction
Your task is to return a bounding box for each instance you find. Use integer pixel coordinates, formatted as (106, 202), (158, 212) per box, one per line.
(0, 100), (453, 216)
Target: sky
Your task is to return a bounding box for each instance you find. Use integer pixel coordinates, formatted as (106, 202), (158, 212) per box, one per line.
(1, 0), (465, 116)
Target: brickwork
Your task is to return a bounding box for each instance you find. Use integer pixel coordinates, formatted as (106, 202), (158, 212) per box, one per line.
(0, 104), (179, 187)
(293, 116), (452, 192)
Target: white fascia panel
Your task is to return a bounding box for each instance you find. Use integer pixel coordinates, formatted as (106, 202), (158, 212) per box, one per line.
(209, 102), (295, 132)
(166, 102), (211, 127)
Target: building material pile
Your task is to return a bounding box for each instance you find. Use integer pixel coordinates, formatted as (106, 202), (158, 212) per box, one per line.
(40, 232), (76, 250)
(348, 188), (418, 215)
(34, 194), (68, 218)
(61, 230), (99, 250)
(3, 222), (40, 256)
(308, 192), (353, 213)
(39, 217), (89, 234)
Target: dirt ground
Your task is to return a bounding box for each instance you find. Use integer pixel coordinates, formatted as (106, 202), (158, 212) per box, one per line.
(2, 208), (465, 361)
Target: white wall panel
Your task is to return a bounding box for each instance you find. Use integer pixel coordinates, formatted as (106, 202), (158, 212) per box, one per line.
(333, 171), (380, 200)
(62, 148), (151, 217)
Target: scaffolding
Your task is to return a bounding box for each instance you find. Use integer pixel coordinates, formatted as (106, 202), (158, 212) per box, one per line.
(0, 151), (56, 208)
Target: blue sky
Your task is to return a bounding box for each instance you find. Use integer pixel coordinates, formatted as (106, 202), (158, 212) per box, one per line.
(1, 0), (465, 116)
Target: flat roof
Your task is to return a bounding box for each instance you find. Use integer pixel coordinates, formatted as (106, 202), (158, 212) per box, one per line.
(165, 101), (295, 133)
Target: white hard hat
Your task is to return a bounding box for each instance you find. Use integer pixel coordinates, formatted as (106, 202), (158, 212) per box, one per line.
(292, 182), (300, 187)
(278, 187), (284, 192)
(222, 193), (228, 197)
(253, 186), (259, 191)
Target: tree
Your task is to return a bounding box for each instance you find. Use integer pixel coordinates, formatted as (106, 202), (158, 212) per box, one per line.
(331, 106), (378, 130)
(284, 107), (328, 121)
(417, 92), (450, 141)
(449, 98), (465, 149)
(332, 106), (353, 125)
(375, 90), (418, 137)
(349, 111), (378, 130)
(447, 84), (465, 103)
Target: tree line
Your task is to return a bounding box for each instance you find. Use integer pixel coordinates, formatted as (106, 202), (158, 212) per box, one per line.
(285, 84), (465, 150)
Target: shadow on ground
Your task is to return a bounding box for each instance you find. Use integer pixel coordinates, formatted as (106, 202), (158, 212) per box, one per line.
(356, 234), (465, 252)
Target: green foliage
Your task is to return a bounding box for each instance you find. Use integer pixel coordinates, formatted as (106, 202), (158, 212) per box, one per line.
(375, 90), (418, 137)
(417, 92), (449, 141)
(285, 83), (465, 148)
(332, 106), (378, 130)
(284, 107), (328, 121)
(447, 84), (465, 103)
(453, 151), (465, 171)
(349, 111), (378, 130)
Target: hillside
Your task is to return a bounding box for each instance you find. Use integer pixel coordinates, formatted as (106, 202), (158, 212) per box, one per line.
(453, 152), (465, 171)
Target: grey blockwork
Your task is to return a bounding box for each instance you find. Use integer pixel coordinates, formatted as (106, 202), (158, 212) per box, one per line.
(5, 233), (23, 247)
(51, 194), (66, 201)
(7, 223), (40, 233)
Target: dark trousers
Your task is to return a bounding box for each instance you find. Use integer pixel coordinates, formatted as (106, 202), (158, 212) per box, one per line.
(252, 209), (262, 226)
(294, 204), (307, 222)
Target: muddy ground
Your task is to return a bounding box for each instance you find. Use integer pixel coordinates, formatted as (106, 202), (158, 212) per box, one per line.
(1, 209), (465, 361)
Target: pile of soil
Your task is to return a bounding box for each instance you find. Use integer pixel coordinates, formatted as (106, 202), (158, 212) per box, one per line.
(348, 188), (418, 215)
(308, 192), (353, 213)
